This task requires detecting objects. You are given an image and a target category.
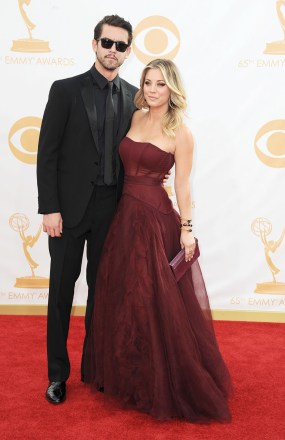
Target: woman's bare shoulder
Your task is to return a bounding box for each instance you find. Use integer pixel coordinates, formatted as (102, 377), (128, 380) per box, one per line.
(132, 109), (146, 122)
(175, 124), (194, 151)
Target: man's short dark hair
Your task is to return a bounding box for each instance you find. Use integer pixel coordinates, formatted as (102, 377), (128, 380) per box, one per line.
(94, 15), (133, 45)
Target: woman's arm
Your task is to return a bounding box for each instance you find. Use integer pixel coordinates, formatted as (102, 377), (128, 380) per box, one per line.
(174, 126), (196, 261)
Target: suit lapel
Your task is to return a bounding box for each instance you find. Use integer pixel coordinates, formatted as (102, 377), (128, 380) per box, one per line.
(117, 81), (135, 143)
(80, 75), (135, 157)
(115, 81), (136, 177)
(80, 75), (99, 151)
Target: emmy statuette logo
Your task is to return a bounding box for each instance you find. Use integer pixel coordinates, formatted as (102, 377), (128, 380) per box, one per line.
(9, 213), (49, 288)
(11, 0), (51, 53)
(251, 218), (285, 294)
(264, 0), (285, 54)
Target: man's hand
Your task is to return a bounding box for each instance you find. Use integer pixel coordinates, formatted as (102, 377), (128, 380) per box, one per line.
(43, 213), (63, 237)
(163, 170), (171, 184)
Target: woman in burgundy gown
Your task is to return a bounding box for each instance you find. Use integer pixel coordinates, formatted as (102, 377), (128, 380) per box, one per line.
(84, 59), (232, 422)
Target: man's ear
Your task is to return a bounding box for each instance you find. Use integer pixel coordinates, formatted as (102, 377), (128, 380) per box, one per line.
(125, 45), (132, 59)
(92, 39), (98, 53)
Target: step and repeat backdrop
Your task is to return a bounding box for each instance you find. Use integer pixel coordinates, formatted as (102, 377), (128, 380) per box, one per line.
(1, 1), (285, 320)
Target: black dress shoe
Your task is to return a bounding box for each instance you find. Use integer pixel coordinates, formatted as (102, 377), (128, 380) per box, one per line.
(45, 381), (66, 404)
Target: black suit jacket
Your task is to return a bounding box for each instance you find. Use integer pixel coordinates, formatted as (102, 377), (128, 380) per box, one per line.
(37, 69), (138, 228)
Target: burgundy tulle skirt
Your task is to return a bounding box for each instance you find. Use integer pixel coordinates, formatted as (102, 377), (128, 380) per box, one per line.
(83, 175), (232, 423)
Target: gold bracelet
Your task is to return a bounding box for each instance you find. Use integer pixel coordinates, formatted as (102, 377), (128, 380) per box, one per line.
(180, 218), (192, 223)
(180, 226), (192, 232)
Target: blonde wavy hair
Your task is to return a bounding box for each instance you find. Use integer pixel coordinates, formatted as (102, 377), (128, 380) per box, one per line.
(134, 59), (187, 138)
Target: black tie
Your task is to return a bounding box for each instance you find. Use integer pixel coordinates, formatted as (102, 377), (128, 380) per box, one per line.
(104, 81), (114, 185)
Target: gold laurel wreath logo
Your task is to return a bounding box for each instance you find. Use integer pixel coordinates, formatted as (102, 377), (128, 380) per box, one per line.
(8, 116), (41, 164)
(254, 120), (285, 168)
(11, 0), (51, 53)
(9, 213), (49, 288)
(264, 0), (285, 54)
(133, 16), (180, 64)
(251, 217), (285, 294)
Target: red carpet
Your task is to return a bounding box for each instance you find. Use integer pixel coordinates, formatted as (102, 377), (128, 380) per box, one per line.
(0, 316), (284, 440)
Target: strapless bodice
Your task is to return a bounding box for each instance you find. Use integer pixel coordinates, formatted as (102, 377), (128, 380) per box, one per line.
(119, 137), (174, 179)
(119, 137), (175, 214)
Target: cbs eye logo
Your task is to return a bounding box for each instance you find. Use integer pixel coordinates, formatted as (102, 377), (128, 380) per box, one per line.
(133, 16), (180, 63)
(254, 120), (285, 168)
(8, 116), (41, 164)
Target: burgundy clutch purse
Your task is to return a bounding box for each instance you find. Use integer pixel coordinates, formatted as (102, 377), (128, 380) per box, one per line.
(169, 238), (200, 282)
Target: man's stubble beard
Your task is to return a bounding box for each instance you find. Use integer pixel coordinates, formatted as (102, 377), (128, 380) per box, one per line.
(96, 53), (125, 72)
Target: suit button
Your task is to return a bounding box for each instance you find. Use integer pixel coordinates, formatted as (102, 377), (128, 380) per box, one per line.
(94, 161), (98, 165)
(91, 181), (94, 186)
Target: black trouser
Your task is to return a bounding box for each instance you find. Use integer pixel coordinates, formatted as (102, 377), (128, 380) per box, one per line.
(47, 186), (117, 382)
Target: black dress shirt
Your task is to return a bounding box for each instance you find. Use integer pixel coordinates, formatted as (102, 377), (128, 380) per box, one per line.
(90, 65), (121, 186)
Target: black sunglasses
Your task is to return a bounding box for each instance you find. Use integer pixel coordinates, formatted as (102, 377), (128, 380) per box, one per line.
(98, 38), (129, 53)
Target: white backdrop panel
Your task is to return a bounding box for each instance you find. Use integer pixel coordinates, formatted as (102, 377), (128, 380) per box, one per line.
(1, 1), (285, 315)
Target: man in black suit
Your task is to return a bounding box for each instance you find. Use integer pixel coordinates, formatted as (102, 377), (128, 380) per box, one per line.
(37, 15), (138, 404)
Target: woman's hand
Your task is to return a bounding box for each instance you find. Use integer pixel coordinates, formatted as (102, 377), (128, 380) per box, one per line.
(180, 231), (196, 262)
